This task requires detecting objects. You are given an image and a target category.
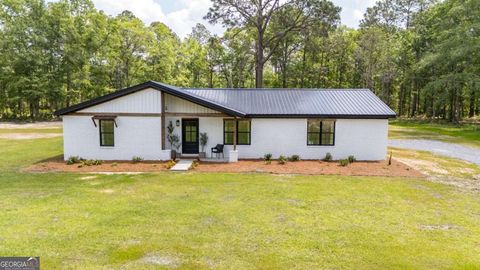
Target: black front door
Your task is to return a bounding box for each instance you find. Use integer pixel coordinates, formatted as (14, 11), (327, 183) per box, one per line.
(182, 119), (199, 154)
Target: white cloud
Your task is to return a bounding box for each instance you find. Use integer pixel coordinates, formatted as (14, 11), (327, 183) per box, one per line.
(164, 0), (224, 38)
(353, 9), (364, 20)
(93, 0), (166, 23)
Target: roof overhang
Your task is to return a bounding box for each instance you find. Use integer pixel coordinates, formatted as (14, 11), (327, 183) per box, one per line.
(245, 114), (396, 119)
(54, 81), (246, 117)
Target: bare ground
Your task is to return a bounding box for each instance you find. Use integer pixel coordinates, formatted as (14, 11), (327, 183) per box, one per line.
(0, 133), (61, 139)
(0, 121), (61, 129)
(25, 158), (422, 178)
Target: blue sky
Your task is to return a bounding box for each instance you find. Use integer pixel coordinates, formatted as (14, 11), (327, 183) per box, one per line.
(90, 0), (377, 38)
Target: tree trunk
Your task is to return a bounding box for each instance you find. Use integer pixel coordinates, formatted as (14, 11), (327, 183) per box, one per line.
(255, 40), (264, 88)
(469, 83), (475, 118)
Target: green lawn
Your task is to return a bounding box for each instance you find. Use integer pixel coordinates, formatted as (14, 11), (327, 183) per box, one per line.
(389, 119), (480, 148)
(1, 131), (480, 269)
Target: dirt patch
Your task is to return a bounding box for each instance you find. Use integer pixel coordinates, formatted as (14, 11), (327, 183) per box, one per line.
(396, 158), (449, 175)
(26, 159), (170, 173)
(0, 133), (62, 139)
(140, 254), (180, 267)
(0, 121), (61, 129)
(26, 158), (422, 177)
(194, 159), (423, 177)
(419, 224), (460, 231)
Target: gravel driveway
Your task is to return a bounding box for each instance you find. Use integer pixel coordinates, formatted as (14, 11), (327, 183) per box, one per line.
(389, 139), (480, 166)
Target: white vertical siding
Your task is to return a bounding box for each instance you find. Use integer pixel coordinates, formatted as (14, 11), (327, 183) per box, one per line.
(63, 115), (169, 160)
(79, 88), (161, 114)
(164, 94), (221, 114)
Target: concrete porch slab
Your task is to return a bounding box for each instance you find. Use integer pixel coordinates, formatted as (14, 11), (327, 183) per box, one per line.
(170, 159), (194, 171)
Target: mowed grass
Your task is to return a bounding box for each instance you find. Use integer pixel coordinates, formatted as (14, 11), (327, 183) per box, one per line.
(389, 119), (480, 148)
(1, 131), (480, 268)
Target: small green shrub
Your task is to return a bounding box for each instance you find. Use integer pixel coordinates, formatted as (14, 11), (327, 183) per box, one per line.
(289, 155), (300, 162)
(348, 155), (356, 163)
(278, 155), (287, 165)
(339, 159), (350, 167)
(111, 162), (118, 167)
(165, 160), (176, 169)
(82, 159), (94, 166)
(93, 159), (102, 166)
(132, 156), (143, 163)
(66, 156), (81, 165)
(323, 152), (332, 162)
(264, 153), (272, 161)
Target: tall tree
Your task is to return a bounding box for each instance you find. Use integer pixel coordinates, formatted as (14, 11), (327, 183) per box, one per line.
(205, 0), (340, 88)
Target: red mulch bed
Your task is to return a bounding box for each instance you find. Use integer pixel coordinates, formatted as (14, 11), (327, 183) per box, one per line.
(193, 159), (424, 177)
(26, 160), (170, 173)
(26, 157), (423, 178)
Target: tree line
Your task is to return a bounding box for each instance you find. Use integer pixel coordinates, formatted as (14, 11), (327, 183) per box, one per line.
(0, 0), (478, 121)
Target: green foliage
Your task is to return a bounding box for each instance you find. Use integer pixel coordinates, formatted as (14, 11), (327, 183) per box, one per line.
(66, 156), (81, 165)
(0, 0), (479, 121)
(264, 153), (272, 164)
(289, 155), (301, 162)
(132, 156), (143, 163)
(165, 160), (176, 169)
(323, 152), (333, 162)
(199, 132), (209, 152)
(339, 159), (350, 167)
(278, 155), (287, 165)
(348, 155), (356, 163)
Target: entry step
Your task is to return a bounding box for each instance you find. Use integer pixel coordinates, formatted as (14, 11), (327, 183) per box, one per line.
(170, 159), (194, 171)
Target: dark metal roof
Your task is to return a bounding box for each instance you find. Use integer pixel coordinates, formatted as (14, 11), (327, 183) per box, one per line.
(181, 87), (396, 118)
(55, 81), (396, 119)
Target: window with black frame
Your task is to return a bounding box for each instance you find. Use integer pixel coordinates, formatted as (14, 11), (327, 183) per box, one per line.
(223, 119), (251, 145)
(307, 119), (335, 146)
(99, 120), (115, 146)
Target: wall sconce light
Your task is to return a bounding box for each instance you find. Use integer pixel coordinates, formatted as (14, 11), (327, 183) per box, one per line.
(176, 120), (180, 127)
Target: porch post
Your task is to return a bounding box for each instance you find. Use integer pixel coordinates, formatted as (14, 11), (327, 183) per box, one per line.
(233, 116), (237, 151)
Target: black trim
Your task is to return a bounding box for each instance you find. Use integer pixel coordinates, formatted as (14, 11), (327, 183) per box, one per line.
(246, 114), (395, 119)
(182, 118), (199, 154)
(54, 81), (245, 117)
(307, 119), (336, 146)
(223, 119), (251, 145)
(99, 119), (115, 147)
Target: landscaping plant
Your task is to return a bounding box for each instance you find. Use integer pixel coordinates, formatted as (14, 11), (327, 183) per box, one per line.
(348, 155), (356, 163)
(66, 156), (81, 165)
(323, 152), (332, 162)
(165, 160), (176, 169)
(166, 121), (182, 160)
(264, 153), (272, 164)
(278, 155), (287, 165)
(339, 159), (350, 167)
(132, 156), (143, 163)
(200, 132), (208, 152)
(289, 155), (300, 162)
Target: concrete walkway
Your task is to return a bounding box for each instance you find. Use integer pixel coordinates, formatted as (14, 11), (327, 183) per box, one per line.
(389, 139), (480, 165)
(170, 159), (193, 171)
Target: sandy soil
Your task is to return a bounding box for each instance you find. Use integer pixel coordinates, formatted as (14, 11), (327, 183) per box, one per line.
(0, 133), (62, 139)
(0, 121), (61, 129)
(26, 158), (423, 177)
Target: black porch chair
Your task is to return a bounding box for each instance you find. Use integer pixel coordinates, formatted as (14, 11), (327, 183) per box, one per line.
(211, 144), (224, 159)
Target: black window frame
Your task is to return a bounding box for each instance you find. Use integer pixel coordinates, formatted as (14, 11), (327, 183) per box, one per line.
(223, 119), (251, 145)
(307, 119), (335, 146)
(99, 119), (115, 147)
